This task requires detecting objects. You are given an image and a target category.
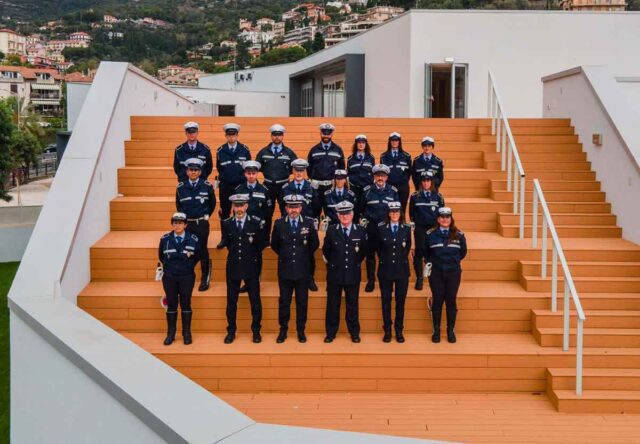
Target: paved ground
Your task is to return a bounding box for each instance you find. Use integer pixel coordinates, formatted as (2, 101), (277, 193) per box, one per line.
(0, 178), (52, 207)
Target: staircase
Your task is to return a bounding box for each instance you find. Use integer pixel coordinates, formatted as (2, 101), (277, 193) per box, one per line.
(78, 117), (640, 430)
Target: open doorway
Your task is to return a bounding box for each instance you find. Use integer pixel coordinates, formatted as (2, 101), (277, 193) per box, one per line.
(425, 63), (468, 118)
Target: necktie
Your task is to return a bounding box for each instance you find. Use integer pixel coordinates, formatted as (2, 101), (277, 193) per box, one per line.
(393, 151), (397, 159)
(248, 185), (254, 190)
(230, 146), (235, 153)
(343, 227), (348, 237)
(237, 220), (242, 231)
(192, 181), (196, 188)
(358, 155), (363, 160)
(292, 220), (298, 232)
(337, 191), (341, 197)
(392, 225), (398, 235)
(297, 183), (302, 191)
(176, 236), (182, 245)
(442, 229), (449, 237)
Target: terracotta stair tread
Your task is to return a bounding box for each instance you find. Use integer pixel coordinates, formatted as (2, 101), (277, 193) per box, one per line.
(548, 368), (640, 377)
(537, 327), (640, 335)
(552, 390), (640, 400)
(534, 309), (640, 317)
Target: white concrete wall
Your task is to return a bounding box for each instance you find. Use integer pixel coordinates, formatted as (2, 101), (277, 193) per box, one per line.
(198, 64), (293, 92)
(66, 82), (92, 131)
(175, 86), (289, 116)
(543, 66), (640, 244)
(0, 225), (34, 262)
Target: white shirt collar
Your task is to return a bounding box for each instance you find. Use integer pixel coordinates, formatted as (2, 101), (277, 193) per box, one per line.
(235, 214), (247, 224)
(228, 143), (237, 150)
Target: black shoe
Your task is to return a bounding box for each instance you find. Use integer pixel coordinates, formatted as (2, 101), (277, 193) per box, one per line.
(351, 335), (361, 343)
(432, 310), (442, 343)
(199, 260), (211, 291)
(239, 284), (248, 293)
(163, 311), (177, 346)
(163, 332), (175, 346)
(297, 332), (307, 343)
(182, 311), (193, 345)
(252, 332), (262, 343)
(224, 333), (235, 344)
(447, 309), (458, 343)
(415, 277), (423, 291)
(324, 336), (334, 343)
(365, 280), (375, 293)
(382, 331), (392, 343)
(309, 279), (318, 292)
(447, 328), (457, 343)
(396, 330), (405, 343)
(276, 331), (287, 343)
(216, 240), (227, 250)
(432, 330), (441, 343)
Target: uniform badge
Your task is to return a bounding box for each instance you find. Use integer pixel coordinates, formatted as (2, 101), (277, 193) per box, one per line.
(249, 236), (254, 243)
(431, 206), (436, 212)
(355, 244), (360, 252)
(402, 240), (407, 248)
(303, 239), (308, 245)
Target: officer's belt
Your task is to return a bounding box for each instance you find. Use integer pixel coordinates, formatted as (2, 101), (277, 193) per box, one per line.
(264, 178), (289, 184)
(313, 180), (333, 186)
(187, 217), (207, 222)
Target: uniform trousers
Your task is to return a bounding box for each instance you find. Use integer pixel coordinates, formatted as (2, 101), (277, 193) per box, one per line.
(266, 182), (285, 219)
(187, 219), (210, 276)
(428, 268), (462, 314)
(325, 283), (360, 338)
(218, 182), (239, 220)
(413, 225), (429, 276)
(379, 278), (408, 331)
(162, 273), (195, 313)
(278, 277), (309, 333)
(226, 276), (262, 334)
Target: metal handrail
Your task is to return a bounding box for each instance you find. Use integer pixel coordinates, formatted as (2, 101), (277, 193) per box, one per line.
(531, 179), (586, 396)
(487, 70), (526, 239)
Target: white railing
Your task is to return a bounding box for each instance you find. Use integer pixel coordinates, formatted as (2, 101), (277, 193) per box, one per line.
(531, 179), (586, 396)
(487, 70), (526, 239)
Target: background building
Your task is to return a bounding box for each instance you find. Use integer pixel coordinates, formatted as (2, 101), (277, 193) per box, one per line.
(0, 66), (63, 115)
(0, 28), (27, 55)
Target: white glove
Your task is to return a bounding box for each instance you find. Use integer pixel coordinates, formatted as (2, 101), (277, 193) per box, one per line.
(213, 178), (220, 190)
(313, 218), (319, 231)
(320, 217), (329, 232)
(322, 255), (328, 264)
(310, 179), (319, 189)
(423, 262), (432, 278)
(155, 262), (164, 281)
(204, 214), (210, 221)
(359, 218), (369, 228)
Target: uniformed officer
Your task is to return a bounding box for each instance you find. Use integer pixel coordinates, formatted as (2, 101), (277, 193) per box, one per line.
(376, 202), (412, 343)
(221, 194), (268, 344)
(424, 207), (467, 343)
(323, 201), (367, 343)
(307, 123), (345, 211)
(158, 212), (199, 346)
(380, 132), (412, 212)
(412, 136), (444, 191)
(281, 158), (320, 291)
(271, 194), (320, 343)
(176, 158), (216, 291)
(347, 134), (375, 205)
(215, 123), (251, 223)
(255, 124), (298, 218)
(323, 169), (357, 226)
(409, 170), (445, 291)
(359, 164), (399, 293)
(173, 121), (213, 182)
(233, 160), (273, 236)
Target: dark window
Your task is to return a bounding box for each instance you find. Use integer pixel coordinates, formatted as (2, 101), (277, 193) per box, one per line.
(218, 105), (236, 116)
(10, 84), (17, 94)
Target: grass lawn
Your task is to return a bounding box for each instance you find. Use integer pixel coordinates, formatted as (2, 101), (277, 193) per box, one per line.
(0, 262), (19, 442)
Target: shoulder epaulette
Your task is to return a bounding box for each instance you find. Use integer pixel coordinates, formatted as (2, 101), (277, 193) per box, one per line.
(190, 234), (199, 241)
(427, 228), (436, 234)
(402, 151), (411, 158)
(177, 182), (184, 188)
(434, 154), (442, 161)
(224, 216), (234, 222)
(201, 143), (211, 150)
(347, 189), (355, 196)
(347, 154), (354, 160)
(282, 183), (289, 189)
(413, 154), (421, 160)
(175, 143), (184, 151)
(161, 232), (170, 239)
(411, 191), (418, 196)
(304, 216), (315, 222)
(390, 185), (398, 192)
(363, 185), (371, 191)
(262, 183), (270, 191)
(378, 221), (385, 226)
(204, 180), (213, 186)
(324, 189), (332, 195)
(234, 184), (242, 191)
(250, 215), (261, 222)
(458, 230), (465, 236)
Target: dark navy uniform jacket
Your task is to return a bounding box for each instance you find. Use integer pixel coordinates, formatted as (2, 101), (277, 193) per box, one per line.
(234, 181), (272, 222)
(322, 224), (367, 286)
(216, 142), (251, 185)
(307, 141), (345, 181)
(270, 216), (320, 281)
(176, 178), (216, 219)
(158, 231), (199, 277)
(347, 153), (375, 189)
(380, 150), (412, 187)
(376, 222), (412, 280)
(255, 144), (298, 186)
(323, 188), (357, 225)
(412, 153), (444, 189)
(221, 215), (268, 280)
(424, 228), (468, 272)
(360, 184), (399, 224)
(409, 190), (445, 227)
(282, 179), (319, 218)
(173, 141), (213, 182)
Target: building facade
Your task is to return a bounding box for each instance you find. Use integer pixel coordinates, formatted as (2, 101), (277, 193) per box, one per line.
(0, 28), (27, 55)
(0, 66), (63, 115)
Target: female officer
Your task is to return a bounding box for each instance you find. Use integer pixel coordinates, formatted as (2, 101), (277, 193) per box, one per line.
(376, 202), (411, 343)
(380, 132), (412, 212)
(409, 170), (445, 291)
(323, 169), (357, 226)
(424, 207), (467, 343)
(158, 212), (199, 346)
(346, 134), (375, 204)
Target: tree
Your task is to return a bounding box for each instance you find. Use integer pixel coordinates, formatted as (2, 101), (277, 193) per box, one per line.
(252, 46), (307, 68)
(0, 50), (4, 60)
(6, 54), (23, 66)
(311, 32), (325, 53)
(0, 101), (15, 201)
(234, 40), (252, 69)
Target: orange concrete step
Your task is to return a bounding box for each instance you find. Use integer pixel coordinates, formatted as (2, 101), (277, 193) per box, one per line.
(547, 368), (640, 391)
(485, 152), (587, 163)
(521, 276), (640, 293)
(479, 134), (579, 143)
(500, 225), (622, 238)
(492, 190), (606, 203)
(533, 310), (640, 329)
(498, 213), (616, 226)
(549, 389), (640, 414)
(485, 160), (591, 171)
(491, 180), (601, 192)
(534, 327), (640, 347)
(477, 126), (575, 135)
(521, 261), (640, 278)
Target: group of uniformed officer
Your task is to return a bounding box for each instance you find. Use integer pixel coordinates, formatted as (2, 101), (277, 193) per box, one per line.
(158, 120), (466, 346)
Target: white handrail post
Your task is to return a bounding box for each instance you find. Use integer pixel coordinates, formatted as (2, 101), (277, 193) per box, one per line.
(551, 246), (558, 312)
(501, 122), (507, 159)
(513, 166), (519, 215)
(541, 218), (548, 279)
(496, 111), (501, 154)
(507, 142), (513, 191)
(532, 187), (538, 248)
(519, 175), (525, 240)
(576, 318), (584, 396)
(563, 283), (570, 352)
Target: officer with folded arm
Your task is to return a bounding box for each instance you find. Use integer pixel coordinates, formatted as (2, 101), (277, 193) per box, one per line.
(409, 170), (445, 290)
(323, 169), (357, 227)
(221, 194), (268, 344)
(255, 124), (298, 219)
(175, 158), (216, 291)
(174, 121), (213, 183)
(424, 207), (467, 343)
(158, 212), (199, 346)
(271, 194), (320, 344)
(359, 164), (399, 293)
(322, 200), (367, 343)
(380, 132), (412, 212)
(412, 136), (444, 191)
(307, 123), (345, 211)
(347, 134), (375, 205)
(234, 160), (273, 237)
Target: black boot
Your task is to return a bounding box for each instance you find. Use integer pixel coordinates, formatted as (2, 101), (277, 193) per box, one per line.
(365, 258), (376, 292)
(239, 283), (248, 293)
(395, 328), (405, 343)
(216, 239), (227, 249)
(297, 331), (307, 343)
(198, 259), (211, 291)
(383, 328), (392, 343)
(447, 309), (458, 343)
(431, 310), (442, 343)
(182, 311), (193, 345)
(309, 278), (318, 292)
(415, 277), (423, 291)
(276, 329), (287, 343)
(414, 263), (424, 290)
(163, 312), (177, 346)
